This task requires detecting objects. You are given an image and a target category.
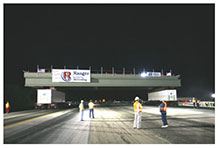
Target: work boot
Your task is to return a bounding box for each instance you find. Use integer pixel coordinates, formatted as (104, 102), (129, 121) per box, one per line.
(161, 125), (168, 128)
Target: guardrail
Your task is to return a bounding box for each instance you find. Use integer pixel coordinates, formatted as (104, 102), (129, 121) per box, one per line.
(24, 66), (177, 77)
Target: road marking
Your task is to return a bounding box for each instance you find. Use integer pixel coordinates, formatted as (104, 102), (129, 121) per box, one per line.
(4, 110), (70, 129)
(4, 113), (35, 119)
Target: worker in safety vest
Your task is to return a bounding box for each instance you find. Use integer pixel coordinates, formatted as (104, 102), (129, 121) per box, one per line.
(197, 99), (200, 109)
(160, 99), (168, 128)
(5, 101), (10, 113)
(133, 96), (142, 129)
(88, 100), (95, 118)
(193, 97), (196, 108)
(79, 100), (85, 121)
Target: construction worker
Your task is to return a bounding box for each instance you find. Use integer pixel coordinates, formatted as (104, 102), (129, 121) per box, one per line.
(133, 96), (142, 129)
(197, 99), (200, 109)
(88, 100), (95, 118)
(5, 101), (10, 113)
(205, 101), (209, 107)
(193, 97), (196, 108)
(160, 99), (168, 128)
(79, 100), (85, 121)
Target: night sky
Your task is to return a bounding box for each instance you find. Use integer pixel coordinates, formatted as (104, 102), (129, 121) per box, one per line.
(4, 4), (214, 102)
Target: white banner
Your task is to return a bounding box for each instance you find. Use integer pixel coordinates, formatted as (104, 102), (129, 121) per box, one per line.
(146, 72), (161, 77)
(52, 69), (91, 82)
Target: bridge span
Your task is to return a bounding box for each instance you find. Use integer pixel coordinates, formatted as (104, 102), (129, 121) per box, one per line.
(24, 72), (181, 88)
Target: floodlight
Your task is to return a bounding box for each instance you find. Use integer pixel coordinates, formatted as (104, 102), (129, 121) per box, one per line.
(140, 72), (147, 77)
(211, 94), (215, 98)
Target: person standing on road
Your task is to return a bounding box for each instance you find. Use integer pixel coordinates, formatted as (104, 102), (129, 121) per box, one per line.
(193, 97), (196, 108)
(5, 101), (10, 113)
(133, 96), (142, 129)
(79, 100), (85, 121)
(197, 99), (200, 109)
(88, 100), (95, 118)
(160, 99), (168, 128)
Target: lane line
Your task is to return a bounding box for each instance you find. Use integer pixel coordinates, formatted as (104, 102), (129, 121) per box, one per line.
(4, 110), (70, 129)
(4, 110), (55, 119)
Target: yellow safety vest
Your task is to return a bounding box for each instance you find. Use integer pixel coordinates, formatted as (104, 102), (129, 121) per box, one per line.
(88, 102), (94, 109)
(193, 99), (196, 103)
(134, 101), (142, 113)
(79, 103), (84, 110)
(6, 103), (10, 108)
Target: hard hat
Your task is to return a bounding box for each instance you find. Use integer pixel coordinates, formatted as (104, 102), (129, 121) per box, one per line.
(81, 100), (84, 103)
(135, 96), (139, 101)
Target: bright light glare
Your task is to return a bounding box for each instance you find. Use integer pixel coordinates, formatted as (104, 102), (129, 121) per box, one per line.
(140, 72), (147, 77)
(211, 94), (215, 98)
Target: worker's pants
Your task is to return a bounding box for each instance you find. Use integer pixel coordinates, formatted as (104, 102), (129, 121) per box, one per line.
(6, 108), (9, 113)
(161, 111), (168, 126)
(193, 103), (195, 108)
(133, 112), (142, 128)
(197, 103), (199, 109)
(89, 109), (94, 118)
(80, 110), (84, 121)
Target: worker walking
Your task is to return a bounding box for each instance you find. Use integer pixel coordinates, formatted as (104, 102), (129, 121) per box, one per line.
(88, 100), (95, 118)
(133, 96), (142, 129)
(5, 101), (10, 114)
(160, 99), (168, 128)
(79, 100), (85, 121)
(193, 97), (196, 108)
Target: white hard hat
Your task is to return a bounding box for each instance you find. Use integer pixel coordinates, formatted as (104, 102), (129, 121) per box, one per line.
(135, 96), (139, 101)
(81, 100), (84, 103)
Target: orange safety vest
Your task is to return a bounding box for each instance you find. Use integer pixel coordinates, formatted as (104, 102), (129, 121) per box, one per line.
(161, 102), (167, 111)
(6, 103), (10, 108)
(134, 101), (142, 113)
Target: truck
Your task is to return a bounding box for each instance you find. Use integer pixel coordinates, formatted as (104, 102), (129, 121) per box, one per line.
(35, 89), (66, 109)
(148, 89), (177, 101)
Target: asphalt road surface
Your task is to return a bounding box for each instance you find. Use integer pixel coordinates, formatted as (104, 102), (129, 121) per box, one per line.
(4, 106), (215, 144)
